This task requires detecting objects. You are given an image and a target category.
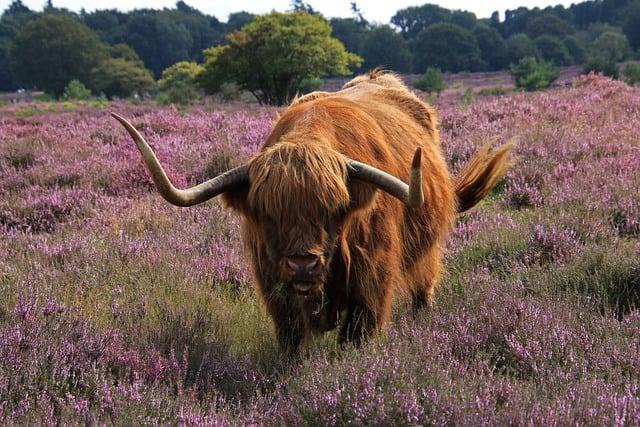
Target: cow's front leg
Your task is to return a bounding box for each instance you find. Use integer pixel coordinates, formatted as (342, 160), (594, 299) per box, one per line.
(338, 301), (378, 347)
(265, 293), (305, 356)
(338, 250), (393, 347)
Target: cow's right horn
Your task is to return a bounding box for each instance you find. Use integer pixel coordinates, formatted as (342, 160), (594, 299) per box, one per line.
(111, 113), (249, 207)
(347, 148), (424, 208)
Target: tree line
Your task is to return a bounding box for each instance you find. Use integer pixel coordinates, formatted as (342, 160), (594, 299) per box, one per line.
(1, 0), (640, 102)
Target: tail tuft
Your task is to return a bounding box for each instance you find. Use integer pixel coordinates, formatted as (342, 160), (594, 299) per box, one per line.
(454, 142), (513, 213)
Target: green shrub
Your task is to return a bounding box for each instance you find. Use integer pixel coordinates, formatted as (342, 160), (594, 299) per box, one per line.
(623, 61), (640, 85)
(583, 57), (619, 78)
(158, 61), (203, 105)
(460, 87), (475, 106)
(477, 86), (510, 96)
(414, 67), (445, 94)
(155, 92), (170, 105)
(510, 57), (559, 91)
(62, 80), (92, 101)
(90, 58), (155, 99)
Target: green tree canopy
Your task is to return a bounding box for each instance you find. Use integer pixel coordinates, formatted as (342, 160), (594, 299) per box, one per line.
(412, 23), (484, 73)
(123, 12), (192, 77)
(199, 11), (361, 105)
(534, 35), (574, 65)
(5, 0), (31, 15)
(158, 60), (202, 104)
(623, 1), (640, 51)
(473, 24), (508, 71)
(591, 31), (631, 63)
(89, 57), (155, 98)
(164, 3), (225, 62)
(391, 4), (451, 39)
(10, 14), (108, 95)
(506, 34), (540, 65)
(226, 11), (255, 32)
(329, 17), (368, 58)
(524, 14), (575, 39)
(1, 2), (35, 90)
(361, 25), (411, 73)
(82, 9), (127, 44)
(563, 35), (587, 64)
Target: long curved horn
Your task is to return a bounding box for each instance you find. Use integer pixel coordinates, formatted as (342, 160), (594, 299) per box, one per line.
(111, 112), (249, 207)
(347, 148), (424, 208)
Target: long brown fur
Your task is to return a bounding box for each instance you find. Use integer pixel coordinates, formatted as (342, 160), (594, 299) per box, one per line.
(222, 70), (512, 354)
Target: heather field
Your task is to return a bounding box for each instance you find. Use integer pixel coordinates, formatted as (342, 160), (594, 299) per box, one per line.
(1, 74), (639, 425)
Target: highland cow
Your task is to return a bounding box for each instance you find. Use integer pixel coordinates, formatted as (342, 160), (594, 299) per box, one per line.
(112, 71), (512, 355)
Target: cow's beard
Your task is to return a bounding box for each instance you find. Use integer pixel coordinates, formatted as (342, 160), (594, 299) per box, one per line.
(294, 246), (346, 333)
(297, 288), (339, 333)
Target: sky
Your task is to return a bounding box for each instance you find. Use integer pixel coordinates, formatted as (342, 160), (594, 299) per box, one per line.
(8, 0), (577, 23)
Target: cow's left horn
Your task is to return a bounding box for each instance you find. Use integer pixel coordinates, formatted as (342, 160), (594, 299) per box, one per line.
(347, 148), (424, 208)
(111, 113), (249, 207)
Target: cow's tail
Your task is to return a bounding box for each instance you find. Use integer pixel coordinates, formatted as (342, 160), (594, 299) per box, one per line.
(454, 142), (513, 213)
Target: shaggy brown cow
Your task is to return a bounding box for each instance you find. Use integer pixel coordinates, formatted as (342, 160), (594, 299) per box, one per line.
(112, 71), (511, 355)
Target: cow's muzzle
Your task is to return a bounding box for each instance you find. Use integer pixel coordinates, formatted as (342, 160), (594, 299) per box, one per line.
(281, 255), (323, 293)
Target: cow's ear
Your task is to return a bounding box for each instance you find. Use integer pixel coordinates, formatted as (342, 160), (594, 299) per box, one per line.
(347, 180), (377, 213)
(221, 184), (251, 216)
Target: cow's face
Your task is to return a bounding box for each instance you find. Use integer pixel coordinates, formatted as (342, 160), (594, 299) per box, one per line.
(246, 142), (351, 297)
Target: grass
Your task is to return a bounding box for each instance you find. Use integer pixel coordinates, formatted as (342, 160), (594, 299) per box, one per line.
(0, 74), (639, 424)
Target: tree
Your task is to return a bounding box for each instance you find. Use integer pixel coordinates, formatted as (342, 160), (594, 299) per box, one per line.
(82, 9), (127, 44)
(290, 0), (317, 15)
(510, 57), (558, 91)
(158, 61), (203, 104)
(199, 12), (361, 105)
(108, 43), (143, 61)
(582, 23), (624, 42)
(0, 37), (12, 90)
(623, 1), (640, 51)
(412, 23), (484, 73)
(501, 7), (538, 37)
(534, 35), (574, 65)
(226, 11), (255, 32)
(623, 61), (640, 85)
(361, 25), (411, 73)
(6, 0), (31, 15)
(89, 57), (155, 98)
(350, 2), (367, 25)
(583, 31), (631, 78)
(391, 4), (452, 39)
(1, 2), (35, 90)
(330, 17), (368, 58)
(124, 12), (192, 78)
(590, 31), (630, 63)
(563, 35), (587, 64)
(164, 4), (225, 62)
(10, 14), (108, 95)
(524, 14), (575, 39)
(449, 10), (476, 29)
(474, 24), (508, 71)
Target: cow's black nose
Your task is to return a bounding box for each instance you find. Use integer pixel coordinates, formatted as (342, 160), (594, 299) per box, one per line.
(284, 255), (320, 277)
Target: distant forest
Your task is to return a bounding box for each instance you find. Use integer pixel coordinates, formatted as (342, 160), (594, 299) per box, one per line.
(1, 0), (640, 92)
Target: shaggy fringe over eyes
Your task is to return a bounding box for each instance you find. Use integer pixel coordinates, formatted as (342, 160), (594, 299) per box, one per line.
(247, 142), (351, 222)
